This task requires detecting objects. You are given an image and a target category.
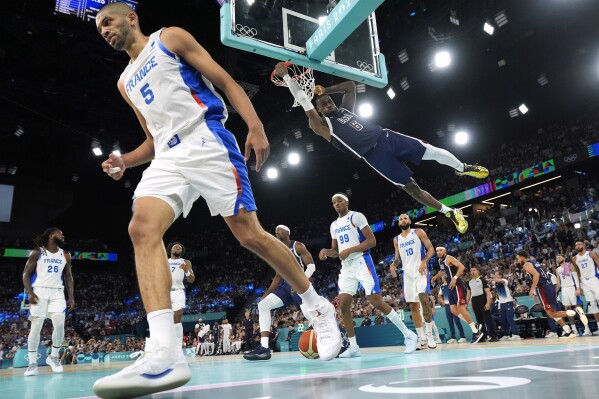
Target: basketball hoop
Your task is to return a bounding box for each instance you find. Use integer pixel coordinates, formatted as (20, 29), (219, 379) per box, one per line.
(271, 62), (315, 108)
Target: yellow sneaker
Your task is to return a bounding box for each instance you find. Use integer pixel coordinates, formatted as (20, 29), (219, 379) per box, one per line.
(455, 164), (489, 179)
(445, 209), (468, 234)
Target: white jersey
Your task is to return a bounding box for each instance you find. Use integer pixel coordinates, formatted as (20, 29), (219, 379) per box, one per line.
(330, 211), (370, 265)
(220, 323), (232, 340)
(32, 247), (67, 289)
(556, 265), (579, 288)
(396, 229), (425, 276)
(169, 258), (186, 290)
(576, 251), (597, 279)
(120, 29), (228, 155)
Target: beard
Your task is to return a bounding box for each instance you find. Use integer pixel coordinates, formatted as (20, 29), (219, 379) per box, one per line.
(55, 239), (65, 248)
(172, 252), (182, 257)
(399, 222), (411, 231)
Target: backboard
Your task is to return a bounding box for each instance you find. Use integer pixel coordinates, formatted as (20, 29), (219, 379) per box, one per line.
(220, 0), (388, 88)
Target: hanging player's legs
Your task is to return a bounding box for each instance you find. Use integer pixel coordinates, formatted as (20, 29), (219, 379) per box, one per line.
(244, 292), (285, 361)
(420, 142), (488, 178)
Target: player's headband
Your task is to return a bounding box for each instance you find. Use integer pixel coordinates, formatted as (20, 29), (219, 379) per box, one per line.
(276, 225), (291, 234)
(332, 193), (349, 202)
(436, 246), (446, 251)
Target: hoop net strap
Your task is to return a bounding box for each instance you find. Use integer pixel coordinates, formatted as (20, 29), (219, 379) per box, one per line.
(271, 62), (315, 108)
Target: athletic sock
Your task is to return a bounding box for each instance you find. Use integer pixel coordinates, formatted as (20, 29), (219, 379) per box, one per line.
(51, 345), (60, 357)
(261, 337), (269, 349)
(349, 336), (358, 348)
(425, 322), (433, 336)
(147, 309), (176, 349)
(298, 284), (320, 309)
(469, 322), (478, 333)
(416, 327), (425, 339)
(385, 309), (410, 335)
(562, 324), (572, 333)
(28, 351), (37, 365)
(440, 205), (452, 214)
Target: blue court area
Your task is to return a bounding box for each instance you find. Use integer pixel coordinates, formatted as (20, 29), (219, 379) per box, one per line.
(3, 339), (599, 399)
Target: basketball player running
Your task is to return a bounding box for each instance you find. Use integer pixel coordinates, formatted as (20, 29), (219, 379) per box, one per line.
(94, 4), (341, 397)
(433, 247), (483, 343)
(320, 193), (418, 358)
(167, 242), (195, 347)
(556, 254), (590, 335)
(274, 63), (489, 234)
(571, 241), (599, 327)
(391, 214), (437, 349)
(22, 228), (75, 376)
(244, 225), (316, 361)
(517, 251), (577, 339)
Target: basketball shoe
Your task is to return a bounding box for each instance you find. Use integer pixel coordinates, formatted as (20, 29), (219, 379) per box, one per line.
(93, 337), (191, 399)
(309, 298), (342, 361)
(445, 209), (468, 234)
(24, 363), (38, 376)
(243, 346), (271, 361)
(455, 164), (489, 179)
(339, 346), (361, 358)
(46, 355), (63, 373)
(404, 330), (418, 354)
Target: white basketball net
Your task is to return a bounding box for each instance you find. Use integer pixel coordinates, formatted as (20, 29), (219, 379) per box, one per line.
(271, 63), (315, 108)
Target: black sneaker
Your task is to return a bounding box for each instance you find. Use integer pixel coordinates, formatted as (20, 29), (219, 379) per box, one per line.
(471, 325), (484, 344)
(243, 346), (272, 361)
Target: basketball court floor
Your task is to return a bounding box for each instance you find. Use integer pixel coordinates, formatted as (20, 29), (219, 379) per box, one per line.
(2, 339), (598, 399)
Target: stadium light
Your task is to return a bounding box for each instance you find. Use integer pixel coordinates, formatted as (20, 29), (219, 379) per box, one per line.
(92, 147), (103, 156)
(288, 152), (300, 165)
(387, 88), (396, 99)
(435, 51), (451, 68)
(483, 22), (495, 35)
(519, 103), (529, 114)
(112, 150), (122, 157)
(455, 131), (469, 145)
(266, 167), (278, 179)
(358, 103), (373, 118)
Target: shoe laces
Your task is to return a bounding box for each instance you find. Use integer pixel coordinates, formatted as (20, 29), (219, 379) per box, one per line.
(310, 310), (333, 341)
(124, 338), (165, 374)
(27, 364), (37, 371)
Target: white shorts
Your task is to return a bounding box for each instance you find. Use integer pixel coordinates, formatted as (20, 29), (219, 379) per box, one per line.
(581, 277), (599, 302)
(171, 289), (186, 311)
(134, 121), (257, 219)
(29, 287), (66, 319)
(338, 255), (381, 296)
(560, 286), (578, 307)
(403, 273), (427, 303)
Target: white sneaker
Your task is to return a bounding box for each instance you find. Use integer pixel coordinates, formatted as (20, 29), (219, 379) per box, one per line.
(582, 330), (592, 336)
(310, 298), (342, 361)
(457, 338), (467, 343)
(434, 337), (442, 344)
(24, 364), (38, 376)
(575, 307), (589, 325)
(426, 335), (437, 349)
(416, 338), (428, 351)
(404, 330), (418, 354)
(500, 336), (511, 341)
(545, 332), (558, 338)
(339, 346), (361, 358)
(46, 356), (63, 373)
(510, 335), (522, 341)
(446, 338), (457, 344)
(93, 338), (191, 399)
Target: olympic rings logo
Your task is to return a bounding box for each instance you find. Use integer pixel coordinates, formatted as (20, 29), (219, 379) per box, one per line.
(235, 24), (257, 38)
(357, 60), (374, 72)
(563, 154), (578, 163)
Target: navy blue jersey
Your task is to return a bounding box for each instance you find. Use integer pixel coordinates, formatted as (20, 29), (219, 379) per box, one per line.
(325, 108), (384, 157)
(529, 262), (551, 287)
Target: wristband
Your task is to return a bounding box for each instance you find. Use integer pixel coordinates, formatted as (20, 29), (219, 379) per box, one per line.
(452, 276), (458, 281)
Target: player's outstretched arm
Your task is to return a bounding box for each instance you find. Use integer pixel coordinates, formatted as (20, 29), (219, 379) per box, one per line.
(315, 81), (356, 112)
(163, 27), (268, 170)
(22, 249), (41, 305)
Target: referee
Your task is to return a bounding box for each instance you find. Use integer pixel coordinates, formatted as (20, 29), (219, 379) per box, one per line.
(467, 267), (498, 342)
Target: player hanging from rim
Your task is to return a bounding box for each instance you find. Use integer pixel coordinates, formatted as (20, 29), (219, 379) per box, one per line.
(274, 62), (489, 234)
(167, 242), (195, 347)
(392, 214), (437, 349)
(433, 246), (484, 344)
(571, 241), (599, 328)
(22, 227), (75, 376)
(320, 193), (418, 358)
(555, 253), (591, 335)
(244, 224), (316, 361)
(517, 251), (578, 339)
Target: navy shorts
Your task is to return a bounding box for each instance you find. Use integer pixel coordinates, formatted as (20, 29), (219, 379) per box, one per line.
(273, 282), (302, 307)
(363, 129), (427, 186)
(536, 284), (558, 311)
(448, 280), (468, 306)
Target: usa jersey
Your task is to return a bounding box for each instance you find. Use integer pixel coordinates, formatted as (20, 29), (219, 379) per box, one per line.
(120, 29), (227, 155)
(32, 247), (67, 289)
(289, 241), (305, 271)
(325, 108), (384, 158)
(576, 251), (597, 279)
(530, 262), (551, 287)
(330, 211), (370, 265)
(396, 229), (426, 276)
(169, 258), (186, 290)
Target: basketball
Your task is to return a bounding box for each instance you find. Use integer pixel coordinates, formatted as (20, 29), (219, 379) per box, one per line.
(298, 330), (319, 359)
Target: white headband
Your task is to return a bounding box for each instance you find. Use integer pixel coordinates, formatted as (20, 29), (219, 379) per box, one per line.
(436, 246), (446, 251)
(276, 225), (290, 234)
(332, 193), (349, 202)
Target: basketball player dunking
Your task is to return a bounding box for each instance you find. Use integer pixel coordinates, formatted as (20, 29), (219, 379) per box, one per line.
(572, 241), (599, 327)
(167, 242), (195, 347)
(518, 251), (578, 339)
(320, 193), (418, 358)
(556, 254), (591, 335)
(392, 214), (437, 349)
(22, 227), (75, 376)
(274, 62), (489, 234)
(433, 247), (484, 343)
(244, 225), (316, 361)
(94, 4), (341, 397)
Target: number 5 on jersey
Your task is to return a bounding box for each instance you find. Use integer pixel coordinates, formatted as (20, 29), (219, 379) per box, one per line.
(140, 83), (155, 104)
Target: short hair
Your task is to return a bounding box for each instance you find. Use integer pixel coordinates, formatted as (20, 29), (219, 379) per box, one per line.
(100, 1), (136, 16)
(315, 94), (331, 104)
(167, 242), (185, 256)
(575, 240), (584, 245)
(516, 250), (528, 258)
(496, 270), (504, 277)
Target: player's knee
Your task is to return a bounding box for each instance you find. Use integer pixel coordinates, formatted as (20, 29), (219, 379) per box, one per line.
(128, 217), (163, 245)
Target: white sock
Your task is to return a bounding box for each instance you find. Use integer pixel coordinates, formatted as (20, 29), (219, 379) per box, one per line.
(440, 204), (452, 214)
(261, 337), (269, 349)
(385, 309), (409, 335)
(562, 324), (571, 333)
(416, 327), (425, 339)
(28, 351), (38, 365)
(469, 322), (478, 333)
(298, 284), (321, 309)
(174, 323), (183, 345)
(422, 144), (464, 170)
(51, 345), (60, 357)
(148, 309), (176, 349)
(425, 322), (433, 336)
(349, 336), (358, 348)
